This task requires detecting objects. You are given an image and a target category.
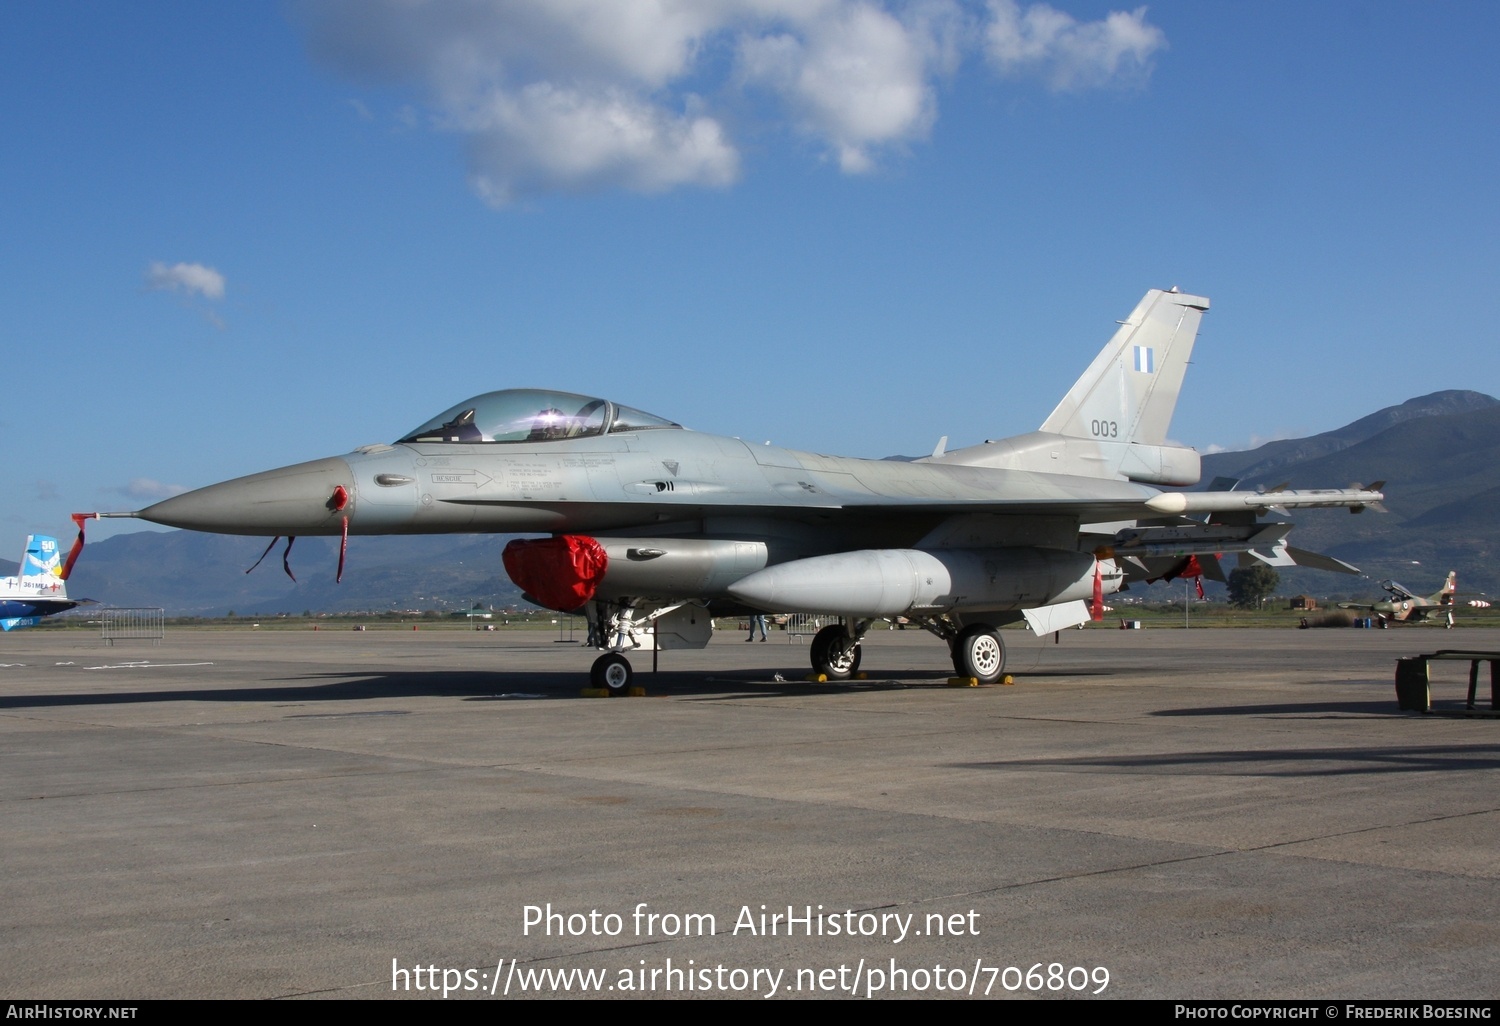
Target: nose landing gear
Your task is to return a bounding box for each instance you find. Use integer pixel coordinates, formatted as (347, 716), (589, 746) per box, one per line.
(809, 622), (866, 680)
(590, 652), (634, 694)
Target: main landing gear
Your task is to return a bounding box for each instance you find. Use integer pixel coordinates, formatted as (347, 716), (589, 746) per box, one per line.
(951, 623), (1006, 683)
(805, 617), (1006, 684)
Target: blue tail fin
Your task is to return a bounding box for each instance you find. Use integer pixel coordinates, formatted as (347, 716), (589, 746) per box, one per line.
(22, 535), (64, 580)
(1, 535), (73, 630)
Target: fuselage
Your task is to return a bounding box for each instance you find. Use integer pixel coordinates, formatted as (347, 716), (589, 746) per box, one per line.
(0, 575), (75, 620)
(135, 427), (1160, 557)
(135, 386), (1162, 544)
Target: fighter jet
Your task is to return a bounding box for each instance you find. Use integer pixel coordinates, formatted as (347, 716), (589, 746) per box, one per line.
(1339, 572), (1459, 628)
(100, 289), (1384, 690)
(1, 534), (81, 631)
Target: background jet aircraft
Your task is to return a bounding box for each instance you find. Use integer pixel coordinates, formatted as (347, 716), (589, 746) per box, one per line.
(1, 534), (81, 631)
(1339, 572), (1458, 627)
(102, 289), (1384, 690)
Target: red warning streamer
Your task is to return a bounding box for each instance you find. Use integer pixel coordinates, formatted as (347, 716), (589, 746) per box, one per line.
(1160, 554), (1208, 599)
(62, 513), (97, 581)
(1183, 554), (1207, 600)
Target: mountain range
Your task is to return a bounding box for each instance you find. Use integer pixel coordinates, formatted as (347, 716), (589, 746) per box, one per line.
(12, 390), (1499, 615)
(28, 532), (529, 618)
(1198, 390), (1500, 599)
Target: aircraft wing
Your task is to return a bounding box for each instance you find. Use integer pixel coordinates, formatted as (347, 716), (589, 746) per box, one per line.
(867, 485), (1385, 520)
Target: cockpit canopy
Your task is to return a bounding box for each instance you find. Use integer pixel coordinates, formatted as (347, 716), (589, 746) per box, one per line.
(399, 389), (681, 444)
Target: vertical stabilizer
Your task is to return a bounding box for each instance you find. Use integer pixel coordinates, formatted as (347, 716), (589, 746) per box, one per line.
(1436, 571), (1457, 606)
(1040, 289), (1209, 446)
(22, 535), (65, 584)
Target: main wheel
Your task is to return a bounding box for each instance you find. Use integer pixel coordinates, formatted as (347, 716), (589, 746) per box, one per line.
(810, 624), (862, 680)
(591, 653), (634, 695)
(952, 624), (1005, 683)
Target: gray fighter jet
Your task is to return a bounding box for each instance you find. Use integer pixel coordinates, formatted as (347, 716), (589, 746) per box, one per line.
(102, 289), (1383, 691)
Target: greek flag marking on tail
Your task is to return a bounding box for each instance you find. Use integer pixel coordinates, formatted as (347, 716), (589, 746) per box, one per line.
(1133, 346), (1154, 374)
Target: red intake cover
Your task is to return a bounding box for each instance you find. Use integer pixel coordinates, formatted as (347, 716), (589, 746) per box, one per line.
(502, 535), (609, 612)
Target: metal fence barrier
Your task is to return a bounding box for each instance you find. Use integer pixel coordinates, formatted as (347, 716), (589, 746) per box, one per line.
(783, 613), (829, 640)
(101, 607), (165, 645)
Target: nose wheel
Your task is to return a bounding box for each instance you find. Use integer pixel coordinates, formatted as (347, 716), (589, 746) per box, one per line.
(591, 653), (634, 695)
(810, 624), (862, 680)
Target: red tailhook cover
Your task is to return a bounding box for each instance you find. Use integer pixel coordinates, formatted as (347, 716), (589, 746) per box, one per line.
(502, 535), (609, 612)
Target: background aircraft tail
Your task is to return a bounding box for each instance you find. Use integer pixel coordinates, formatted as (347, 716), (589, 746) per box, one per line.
(21, 535), (68, 591)
(0, 535), (72, 631)
(1039, 288), (1209, 447)
(1435, 571), (1457, 605)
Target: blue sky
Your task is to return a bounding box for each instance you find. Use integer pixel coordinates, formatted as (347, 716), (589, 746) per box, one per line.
(3, 1), (1497, 541)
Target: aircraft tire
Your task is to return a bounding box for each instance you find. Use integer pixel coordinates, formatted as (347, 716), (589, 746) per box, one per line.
(953, 624), (1005, 683)
(810, 625), (862, 680)
(591, 653), (634, 695)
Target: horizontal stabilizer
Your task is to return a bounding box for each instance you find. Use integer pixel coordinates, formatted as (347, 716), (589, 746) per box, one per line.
(1241, 547), (1296, 569)
(1239, 544), (1360, 575)
(1285, 546), (1360, 575)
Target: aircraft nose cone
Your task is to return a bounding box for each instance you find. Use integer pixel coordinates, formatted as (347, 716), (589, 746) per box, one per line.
(138, 457), (355, 536)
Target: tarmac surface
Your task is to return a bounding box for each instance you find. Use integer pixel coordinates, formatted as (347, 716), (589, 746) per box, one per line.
(3, 624), (1498, 1000)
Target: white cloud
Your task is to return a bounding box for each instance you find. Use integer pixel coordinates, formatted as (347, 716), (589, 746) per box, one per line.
(984, 0), (1166, 91)
(109, 479), (188, 501)
(461, 83), (739, 205)
(736, 3), (957, 173)
(145, 261), (226, 301)
(296, 0), (1167, 203)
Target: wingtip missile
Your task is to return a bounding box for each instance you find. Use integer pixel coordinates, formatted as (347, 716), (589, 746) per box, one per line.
(1145, 487), (1386, 517)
